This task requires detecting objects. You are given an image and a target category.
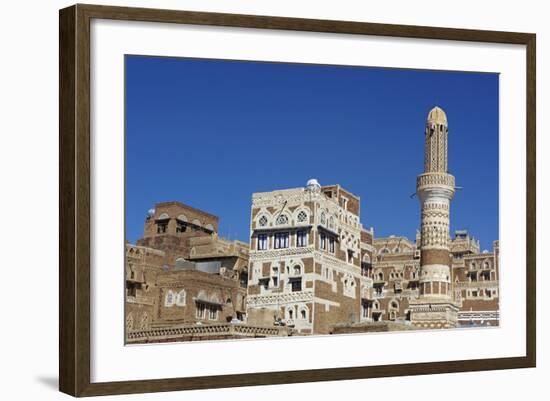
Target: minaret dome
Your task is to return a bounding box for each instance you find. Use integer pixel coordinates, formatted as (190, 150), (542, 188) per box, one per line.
(427, 106), (448, 125)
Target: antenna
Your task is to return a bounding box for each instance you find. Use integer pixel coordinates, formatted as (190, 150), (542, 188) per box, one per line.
(276, 200), (288, 218)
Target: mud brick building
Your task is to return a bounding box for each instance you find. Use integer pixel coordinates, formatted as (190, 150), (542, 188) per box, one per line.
(359, 107), (499, 330)
(366, 232), (499, 329)
(245, 180), (374, 334)
(125, 202), (275, 343)
(125, 106), (499, 343)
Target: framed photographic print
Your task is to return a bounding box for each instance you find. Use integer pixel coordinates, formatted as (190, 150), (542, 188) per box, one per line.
(59, 3), (536, 397)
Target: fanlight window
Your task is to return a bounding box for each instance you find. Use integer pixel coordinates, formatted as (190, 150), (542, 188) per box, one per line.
(276, 214), (289, 225)
(176, 290), (186, 306)
(258, 215), (268, 227)
(165, 290), (175, 307)
(297, 211), (308, 223)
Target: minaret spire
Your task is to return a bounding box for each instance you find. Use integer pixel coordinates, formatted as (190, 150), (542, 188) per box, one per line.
(424, 106), (448, 173)
(410, 106), (459, 329)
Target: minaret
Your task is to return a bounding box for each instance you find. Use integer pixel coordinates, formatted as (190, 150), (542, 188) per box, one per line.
(410, 106), (459, 329)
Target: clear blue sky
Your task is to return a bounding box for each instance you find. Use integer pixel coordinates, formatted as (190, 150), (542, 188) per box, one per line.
(125, 55), (499, 251)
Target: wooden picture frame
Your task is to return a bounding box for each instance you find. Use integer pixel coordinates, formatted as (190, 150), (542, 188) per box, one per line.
(59, 3), (536, 397)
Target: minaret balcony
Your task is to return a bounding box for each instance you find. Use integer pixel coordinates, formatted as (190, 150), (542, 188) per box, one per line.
(416, 173), (455, 191)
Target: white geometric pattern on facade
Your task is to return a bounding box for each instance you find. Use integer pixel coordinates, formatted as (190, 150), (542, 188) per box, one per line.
(249, 246), (315, 261)
(297, 210), (308, 223)
(276, 214), (289, 225)
(246, 290), (314, 307)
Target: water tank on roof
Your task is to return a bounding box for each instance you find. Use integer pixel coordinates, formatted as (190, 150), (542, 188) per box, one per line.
(196, 261), (222, 274)
(175, 258), (196, 270)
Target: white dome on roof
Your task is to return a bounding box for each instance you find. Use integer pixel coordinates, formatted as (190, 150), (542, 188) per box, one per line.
(306, 178), (321, 191)
(307, 178), (320, 186)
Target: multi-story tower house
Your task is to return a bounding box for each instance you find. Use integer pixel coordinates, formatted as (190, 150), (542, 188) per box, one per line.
(410, 106), (460, 328)
(137, 201), (219, 267)
(452, 239), (500, 326)
(126, 201), (254, 342)
(246, 180), (373, 334)
(368, 236), (421, 322)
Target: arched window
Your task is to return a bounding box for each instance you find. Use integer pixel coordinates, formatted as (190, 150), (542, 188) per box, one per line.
(176, 214), (188, 233)
(293, 265), (301, 275)
(378, 272), (384, 281)
(176, 289), (186, 306)
(258, 215), (268, 227)
(276, 214), (289, 225)
(288, 309), (293, 319)
(165, 290), (175, 307)
(299, 305), (309, 320)
(342, 273), (355, 297)
(329, 216), (335, 229)
(320, 212), (326, 225)
(156, 213), (170, 233)
(297, 210), (308, 223)
(391, 300), (399, 309)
